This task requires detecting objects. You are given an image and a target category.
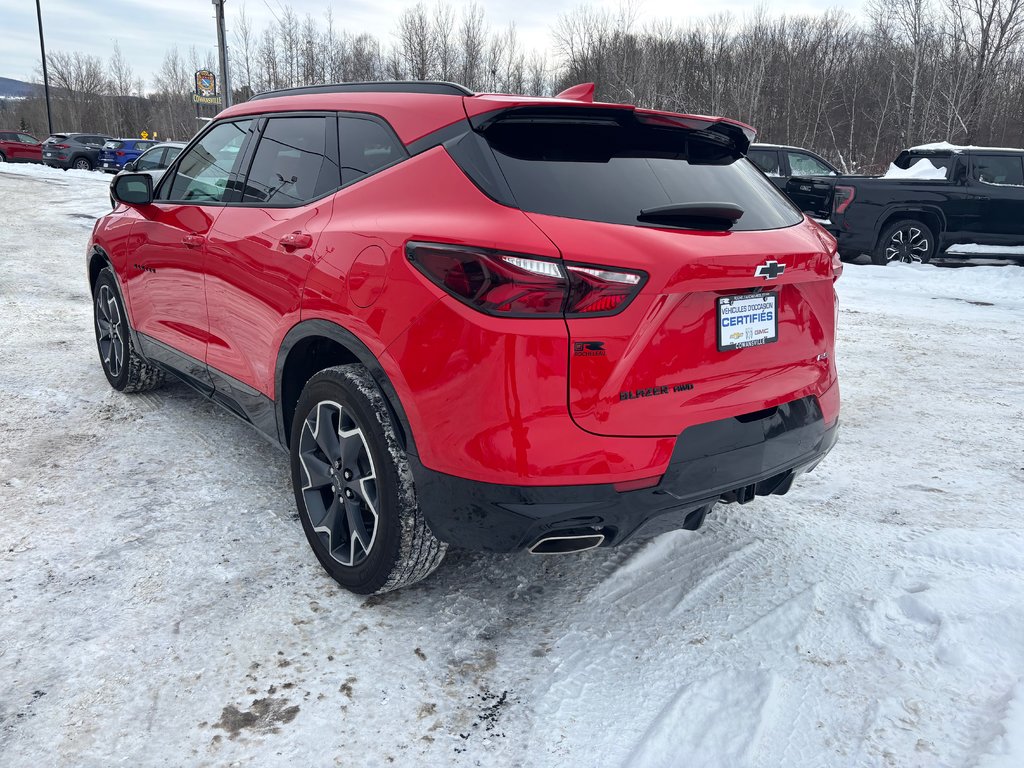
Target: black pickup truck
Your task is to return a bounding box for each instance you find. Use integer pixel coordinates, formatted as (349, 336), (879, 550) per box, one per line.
(786, 144), (1024, 264)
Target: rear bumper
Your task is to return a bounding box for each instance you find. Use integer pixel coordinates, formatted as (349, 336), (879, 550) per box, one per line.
(412, 395), (838, 552)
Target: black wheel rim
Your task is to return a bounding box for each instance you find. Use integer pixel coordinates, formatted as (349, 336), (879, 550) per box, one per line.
(298, 400), (379, 567)
(886, 226), (929, 263)
(95, 284), (124, 378)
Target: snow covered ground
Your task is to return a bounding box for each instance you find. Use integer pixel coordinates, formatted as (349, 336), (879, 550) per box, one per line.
(1, 161), (1023, 767)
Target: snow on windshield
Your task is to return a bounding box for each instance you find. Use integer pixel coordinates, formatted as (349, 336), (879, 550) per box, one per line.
(883, 158), (948, 180)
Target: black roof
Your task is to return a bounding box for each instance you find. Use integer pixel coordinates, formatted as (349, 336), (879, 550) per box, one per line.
(250, 81), (474, 101)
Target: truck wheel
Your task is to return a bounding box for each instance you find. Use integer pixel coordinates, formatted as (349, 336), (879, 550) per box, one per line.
(872, 219), (935, 265)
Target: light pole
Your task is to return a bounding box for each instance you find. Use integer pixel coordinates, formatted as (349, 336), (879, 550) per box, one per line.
(212, 0), (232, 107)
(35, 0), (53, 134)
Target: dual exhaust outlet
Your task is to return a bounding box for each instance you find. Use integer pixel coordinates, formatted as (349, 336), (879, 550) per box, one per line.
(527, 532), (605, 555)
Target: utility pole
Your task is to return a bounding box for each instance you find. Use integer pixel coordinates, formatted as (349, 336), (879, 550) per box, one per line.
(212, 0), (232, 107)
(35, 0), (53, 134)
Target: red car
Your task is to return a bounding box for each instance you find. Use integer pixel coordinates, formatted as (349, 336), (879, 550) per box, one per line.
(88, 82), (841, 594)
(0, 130), (43, 163)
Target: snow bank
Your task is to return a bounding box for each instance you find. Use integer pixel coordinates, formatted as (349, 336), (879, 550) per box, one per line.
(883, 157), (948, 180)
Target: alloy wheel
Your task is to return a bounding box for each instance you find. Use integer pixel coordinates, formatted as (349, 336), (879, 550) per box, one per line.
(886, 226), (929, 263)
(95, 284), (124, 378)
(297, 400), (379, 567)
(74, 158), (90, 171)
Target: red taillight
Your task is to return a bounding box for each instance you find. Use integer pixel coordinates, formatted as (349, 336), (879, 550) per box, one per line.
(116, 150), (126, 156)
(406, 242), (645, 318)
(833, 185), (856, 215)
(54, 143), (69, 149)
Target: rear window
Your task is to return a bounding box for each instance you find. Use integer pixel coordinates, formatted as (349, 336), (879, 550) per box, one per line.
(478, 116), (802, 231)
(45, 134), (67, 143)
(894, 152), (956, 175)
(104, 141), (125, 149)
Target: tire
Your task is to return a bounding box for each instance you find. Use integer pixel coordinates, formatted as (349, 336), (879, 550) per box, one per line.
(872, 219), (935, 265)
(0, 151), (7, 163)
(92, 268), (164, 393)
(290, 365), (446, 594)
(72, 156), (92, 171)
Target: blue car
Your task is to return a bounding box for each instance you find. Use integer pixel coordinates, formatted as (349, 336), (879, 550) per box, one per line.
(98, 138), (161, 173)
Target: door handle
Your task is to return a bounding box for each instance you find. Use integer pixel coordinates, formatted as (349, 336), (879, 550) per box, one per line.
(181, 233), (205, 249)
(280, 231), (313, 250)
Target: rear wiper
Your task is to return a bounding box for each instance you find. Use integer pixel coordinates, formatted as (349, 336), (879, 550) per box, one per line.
(638, 202), (744, 230)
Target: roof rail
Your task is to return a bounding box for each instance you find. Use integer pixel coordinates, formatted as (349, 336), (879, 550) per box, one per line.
(250, 81), (474, 101)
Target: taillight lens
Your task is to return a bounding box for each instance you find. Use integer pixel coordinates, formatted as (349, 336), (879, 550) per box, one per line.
(833, 185), (856, 215)
(406, 242), (645, 318)
(116, 151), (126, 156)
(54, 143), (69, 149)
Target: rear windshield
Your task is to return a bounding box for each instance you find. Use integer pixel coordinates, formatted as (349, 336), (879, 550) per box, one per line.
(104, 141), (125, 149)
(894, 152), (956, 174)
(45, 134), (67, 143)
(479, 117), (802, 231)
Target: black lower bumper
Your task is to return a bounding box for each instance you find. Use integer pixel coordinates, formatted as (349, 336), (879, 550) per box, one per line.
(411, 396), (838, 552)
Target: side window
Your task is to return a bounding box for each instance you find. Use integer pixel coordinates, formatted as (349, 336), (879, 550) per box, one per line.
(339, 117), (404, 186)
(135, 147), (165, 171)
(19, 134), (38, 144)
(787, 152), (834, 176)
(165, 146), (183, 164)
(0, 132), (12, 141)
(166, 120), (253, 203)
(973, 155), (1024, 186)
(748, 149), (780, 176)
(82, 136), (106, 147)
(241, 116), (339, 205)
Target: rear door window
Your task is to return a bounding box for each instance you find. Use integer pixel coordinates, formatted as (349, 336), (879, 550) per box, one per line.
(787, 151), (835, 176)
(973, 155), (1024, 186)
(165, 119), (253, 203)
(240, 115), (340, 205)
(338, 116), (405, 186)
(482, 116), (802, 231)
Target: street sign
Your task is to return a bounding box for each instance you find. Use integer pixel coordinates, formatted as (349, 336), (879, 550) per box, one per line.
(193, 69), (222, 105)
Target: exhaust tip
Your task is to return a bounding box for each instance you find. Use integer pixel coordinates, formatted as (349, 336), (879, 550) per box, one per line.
(528, 533), (605, 555)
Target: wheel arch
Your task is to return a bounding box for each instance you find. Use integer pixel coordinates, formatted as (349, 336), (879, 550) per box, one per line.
(88, 244), (112, 293)
(275, 319), (416, 455)
(875, 206), (945, 249)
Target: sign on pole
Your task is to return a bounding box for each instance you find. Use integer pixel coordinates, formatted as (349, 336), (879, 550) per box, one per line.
(193, 69), (222, 105)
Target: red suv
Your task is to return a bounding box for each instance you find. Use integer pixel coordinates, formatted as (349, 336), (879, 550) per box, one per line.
(89, 82), (840, 594)
(0, 130), (43, 163)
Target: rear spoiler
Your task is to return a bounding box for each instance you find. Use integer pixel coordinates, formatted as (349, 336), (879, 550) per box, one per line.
(467, 105), (756, 155)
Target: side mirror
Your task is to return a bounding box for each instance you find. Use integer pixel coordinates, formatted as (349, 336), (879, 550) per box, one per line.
(111, 173), (153, 206)
(124, 160), (137, 172)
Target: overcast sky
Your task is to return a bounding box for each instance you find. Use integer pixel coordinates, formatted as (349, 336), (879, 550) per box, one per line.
(0, 0), (858, 85)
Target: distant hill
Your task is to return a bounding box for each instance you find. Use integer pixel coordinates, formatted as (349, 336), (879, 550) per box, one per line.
(0, 77), (39, 99)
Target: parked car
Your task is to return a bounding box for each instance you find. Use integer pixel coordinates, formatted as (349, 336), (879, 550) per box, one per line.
(88, 81), (840, 594)
(107, 142), (187, 206)
(0, 130), (43, 163)
(786, 144), (1024, 264)
(123, 141), (186, 173)
(42, 133), (113, 171)
(97, 138), (161, 173)
(748, 143), (839, 191)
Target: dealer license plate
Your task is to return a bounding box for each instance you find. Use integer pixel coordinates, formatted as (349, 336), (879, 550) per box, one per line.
(717, 292), (778, 351)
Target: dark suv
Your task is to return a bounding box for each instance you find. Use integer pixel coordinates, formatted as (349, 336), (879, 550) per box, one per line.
(43, 132), (112, 171)
(88, 82), (840, 594)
